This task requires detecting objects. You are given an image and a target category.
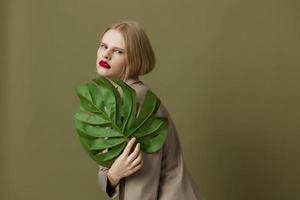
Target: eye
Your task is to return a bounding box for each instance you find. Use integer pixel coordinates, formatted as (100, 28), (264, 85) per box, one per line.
(115, 50), (123, 54)
(99, 43), (107, 49)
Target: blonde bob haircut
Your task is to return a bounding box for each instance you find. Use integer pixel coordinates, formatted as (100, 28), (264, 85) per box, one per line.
(102, 21), (156, 80)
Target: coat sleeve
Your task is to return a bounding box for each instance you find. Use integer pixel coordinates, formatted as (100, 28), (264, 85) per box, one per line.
(157, 104), (203, 200)
(97, 165), (120, 199)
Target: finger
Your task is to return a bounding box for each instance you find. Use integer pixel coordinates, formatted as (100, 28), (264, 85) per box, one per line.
(129, 161), (143, 174)
(130, 152), (143, 168)
(127, 143), (141, 163)
(122, 137), (136, 156)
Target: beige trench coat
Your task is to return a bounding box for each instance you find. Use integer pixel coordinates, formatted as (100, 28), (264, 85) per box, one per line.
(97, 77), (203, 200)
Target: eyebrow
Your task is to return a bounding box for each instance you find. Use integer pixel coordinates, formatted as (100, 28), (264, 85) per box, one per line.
(100, 41), (125, 51)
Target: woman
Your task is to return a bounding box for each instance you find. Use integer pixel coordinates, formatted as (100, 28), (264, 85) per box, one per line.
(96, 21), (203, 200)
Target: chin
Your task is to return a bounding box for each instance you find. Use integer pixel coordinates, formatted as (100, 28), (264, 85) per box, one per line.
(96, 67), (109, 77)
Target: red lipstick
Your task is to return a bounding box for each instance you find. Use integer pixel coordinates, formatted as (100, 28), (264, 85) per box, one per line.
(99, 60), (111, 69)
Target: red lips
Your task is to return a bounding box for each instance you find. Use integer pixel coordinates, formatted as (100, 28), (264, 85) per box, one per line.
(99, 60), (111, 69)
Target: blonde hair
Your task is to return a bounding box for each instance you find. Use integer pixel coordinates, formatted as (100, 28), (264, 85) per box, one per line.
(102, 21), (156, 80)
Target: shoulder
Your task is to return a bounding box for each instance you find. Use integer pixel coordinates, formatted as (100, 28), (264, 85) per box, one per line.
(130, 82), (170, 119)
(129, 82), (150, 103)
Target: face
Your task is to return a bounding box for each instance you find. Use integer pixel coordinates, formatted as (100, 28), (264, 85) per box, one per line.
(96, 29), (127, 79)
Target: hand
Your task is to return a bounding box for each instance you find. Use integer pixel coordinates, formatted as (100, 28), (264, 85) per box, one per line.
(107, 137), (144, 187)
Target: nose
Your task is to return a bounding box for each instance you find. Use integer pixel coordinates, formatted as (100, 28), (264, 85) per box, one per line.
(102, 50), (111, 60)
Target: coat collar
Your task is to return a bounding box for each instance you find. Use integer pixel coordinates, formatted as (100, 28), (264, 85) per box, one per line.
(106, 76), (143, 89)
(124, 77), (142, 86)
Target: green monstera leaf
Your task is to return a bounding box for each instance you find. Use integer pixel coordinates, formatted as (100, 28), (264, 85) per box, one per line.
(74, 76), (169, 167)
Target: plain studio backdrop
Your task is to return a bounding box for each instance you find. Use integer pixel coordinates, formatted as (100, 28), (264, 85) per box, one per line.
(0, 0), (299, 200)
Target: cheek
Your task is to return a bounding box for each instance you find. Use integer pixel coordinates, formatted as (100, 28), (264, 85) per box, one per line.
(96, 49), (102, 56)
(120, 56), (127, 66)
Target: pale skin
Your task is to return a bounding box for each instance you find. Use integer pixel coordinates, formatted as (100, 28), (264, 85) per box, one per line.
(96, 29), (144, 188)
(96, 29), (127, 80)
(107, 137), (143, 187)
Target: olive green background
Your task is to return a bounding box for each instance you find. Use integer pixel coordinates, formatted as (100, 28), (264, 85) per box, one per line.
(1, 0), (299, 199)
